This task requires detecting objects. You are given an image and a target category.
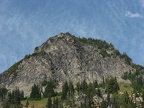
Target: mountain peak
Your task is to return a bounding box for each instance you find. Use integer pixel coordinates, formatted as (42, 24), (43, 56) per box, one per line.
(34, 32), (77, 53)
(0, 33), (140, 96)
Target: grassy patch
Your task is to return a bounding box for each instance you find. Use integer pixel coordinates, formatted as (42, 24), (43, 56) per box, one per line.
(118, 82), (133, 95)
(21, 96), (61, 108)
(21, 98), (48, 108)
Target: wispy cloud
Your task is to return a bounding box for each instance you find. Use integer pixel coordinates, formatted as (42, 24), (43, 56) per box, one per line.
(140, 0), (144, 7)
(0, 0), (144, 73)
(125, 11), (144, 18)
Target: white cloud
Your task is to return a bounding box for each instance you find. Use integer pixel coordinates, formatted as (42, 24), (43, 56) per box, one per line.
(125, 11), (144, 18)
(140, 0), (144, 7)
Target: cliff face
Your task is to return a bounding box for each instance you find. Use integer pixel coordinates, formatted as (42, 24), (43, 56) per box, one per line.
(0, 33), (134, 96)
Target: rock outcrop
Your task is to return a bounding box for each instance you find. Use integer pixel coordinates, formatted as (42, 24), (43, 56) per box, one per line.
(0, 33), (135, 96)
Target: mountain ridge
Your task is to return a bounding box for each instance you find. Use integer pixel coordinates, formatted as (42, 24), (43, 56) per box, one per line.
(0, 32), (143, 96)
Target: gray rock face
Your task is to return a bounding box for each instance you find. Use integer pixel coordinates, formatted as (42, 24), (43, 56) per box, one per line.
(0, 33), (133, 96)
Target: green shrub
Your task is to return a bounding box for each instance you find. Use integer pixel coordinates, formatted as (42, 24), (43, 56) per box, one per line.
(8, 60), (23, 75)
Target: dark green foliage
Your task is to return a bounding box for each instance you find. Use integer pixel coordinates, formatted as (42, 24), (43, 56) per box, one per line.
(46, 97), (63, 108)
(87, 82), (96, 98)
(111, 93), (120, 108)
(78, 37), (114, 50)
(61, 81), (69, 100)
(100, 49), (110, 57)
(121, 71), (140, 81)
(121, 92), (131, 106)
(46, 96), (52, 108)
(8, 50), (46, 75)
(41, 80), (48, 86)
(93, 80), (98, 88)
(25, 98), (29, 108)
(5, 88), (23, 107)
(132, 75), (143, 92)
(132, 64), (144, 71)
(0, 87), (7, 101)
(101, 100), (108, 108)
(76, 82), (81, 94)
(81, 79), (88, 94)
(68, 81), (74, 97)
(24, 54), (31, 59)
(2, 100), (11, 108)
(121, 72), (129, 80)
(113, 49), (121, 56)
(43, 80), (55, 98)
(96, 87), (102, 97)
(78, 37), (134, 65)
(20, 90), (24, 100)
(106, 77), (119, 94)
(120, 52), (132, 65)
(7, 60), (23, 75)
(24, 50), (46, 59)
(53, 97), (59, 108)
(30, 84), (41, 100)
(122, 69), (144, 92)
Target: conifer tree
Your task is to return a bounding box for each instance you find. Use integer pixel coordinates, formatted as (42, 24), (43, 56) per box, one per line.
(87, 82), (95, 98)
(6, 88), (22, 107)
(61, 81), (69, 100)
(76, 82), (81, 94)
(26, 98), (29, 108)
(43, 81), (55, 98)
(96, 87), (102, 97)
(68, 81), (74, 97)
(93, 80), (98, 88)
(53, 97), (59, 108)
(46, 96), (52, 108)
(30, 84), (41, 99)
(0, 87), (7, 101)
(81, 79), (87, 94)
(106, 77), (119, 94)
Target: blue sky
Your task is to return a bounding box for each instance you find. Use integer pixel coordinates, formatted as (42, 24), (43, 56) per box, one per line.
(0, 0), (144, 73)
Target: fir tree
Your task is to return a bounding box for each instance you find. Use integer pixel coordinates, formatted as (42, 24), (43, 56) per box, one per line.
(68, 81), (74, 97)
(81, 79), (87, 94)
(26, 98), (29, 108)
(43, 81), (55, 98)
(93, 80), (98, 88)
(46, 96), (52, 108)
(61, 81), (69, 100)
(106, 77), (119, 94)
(76, 82), (81, 94)
(30, 84), (41, 99)
(87, 82), (95, 98)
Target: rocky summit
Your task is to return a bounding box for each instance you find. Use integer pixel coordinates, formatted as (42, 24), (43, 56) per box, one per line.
(0, 33), (136, 96)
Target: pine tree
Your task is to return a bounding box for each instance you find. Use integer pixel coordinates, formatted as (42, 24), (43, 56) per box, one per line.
(53, 97), (59, 108)
(6, 88), (22, 107)
(47, 96), (52, 108)
(61, 81), (69, 100)
(101, 100), (108, 108)
(30, 84), (41, 99)
(68, 81), (74, 97)
(76, 82), (81, 94)
(81, 79), (87, 94)
(106, 77), (119, 94)
(26, 98), (29, 108)
(43, 81), (55, 98)
(14, 88), (21, 105)
(0, 87), (7, 101)
(96, 87), (102, 97)
(20, 90), (24, 100)
(87, 82), (95, 98)
(2, 100), (11, 108)
(93, 80), (98, 88)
